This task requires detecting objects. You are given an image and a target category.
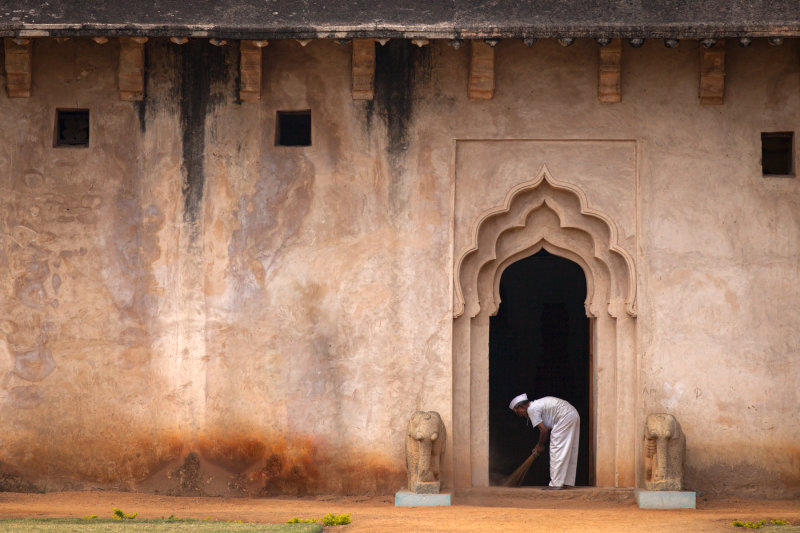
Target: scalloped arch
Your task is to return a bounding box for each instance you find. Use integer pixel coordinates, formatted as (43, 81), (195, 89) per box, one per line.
(454, 165), (637, 318)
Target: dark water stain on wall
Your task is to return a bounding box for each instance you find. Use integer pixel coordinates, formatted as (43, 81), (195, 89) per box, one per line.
(134, 101), (147, 134)
(133, 41), (149, 133)
(371, 40), (432, 210)
(180, 40), (229, 234)
(373, 41), (429, 157)
(232, 40), (242, 104)
(373, 41), (432, 160)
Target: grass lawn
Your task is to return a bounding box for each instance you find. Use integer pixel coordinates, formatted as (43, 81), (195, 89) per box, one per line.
(0, 518), (323, 533)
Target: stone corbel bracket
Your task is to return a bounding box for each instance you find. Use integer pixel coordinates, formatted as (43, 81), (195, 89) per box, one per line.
(118, 36), (148, 101)
(469, 40), (494, 99)
(351, 38), (375, 100)
(454, 165), (637, 319)
(4, 38), (32, 98)
(700, 39), (725, 105)
(598, 38), (622, 103)
(240, 40), (267, 102)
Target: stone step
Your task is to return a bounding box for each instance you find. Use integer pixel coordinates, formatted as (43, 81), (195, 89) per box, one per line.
(453, 486), (636, 506)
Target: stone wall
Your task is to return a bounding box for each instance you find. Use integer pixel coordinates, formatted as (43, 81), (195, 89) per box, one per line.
(0, 36), (797, 496)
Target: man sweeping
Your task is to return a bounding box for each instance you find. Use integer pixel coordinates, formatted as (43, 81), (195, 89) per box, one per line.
(509, 393), (580, 490)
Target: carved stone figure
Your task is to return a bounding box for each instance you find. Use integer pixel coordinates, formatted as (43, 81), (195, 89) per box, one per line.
(644, 413), (685, 491)
(405, 411), (446, 493)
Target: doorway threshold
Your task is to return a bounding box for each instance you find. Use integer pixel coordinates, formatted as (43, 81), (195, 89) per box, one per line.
(453, 486), (635, 506)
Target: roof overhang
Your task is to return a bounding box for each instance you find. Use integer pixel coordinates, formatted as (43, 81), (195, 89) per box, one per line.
(1, 1), (800, 40)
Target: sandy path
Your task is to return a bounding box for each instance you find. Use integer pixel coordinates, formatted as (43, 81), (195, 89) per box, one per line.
(0, 490), (798, 532)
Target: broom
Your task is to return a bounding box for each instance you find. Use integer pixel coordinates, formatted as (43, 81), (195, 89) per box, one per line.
(504, 450), (540, 487)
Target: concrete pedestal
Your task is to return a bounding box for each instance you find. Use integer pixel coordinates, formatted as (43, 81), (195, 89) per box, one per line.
(395, 490), (452, 507)
(635, 489), (696, 509)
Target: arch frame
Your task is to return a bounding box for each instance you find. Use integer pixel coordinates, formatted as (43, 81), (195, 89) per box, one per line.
(451, 166), (638, 489)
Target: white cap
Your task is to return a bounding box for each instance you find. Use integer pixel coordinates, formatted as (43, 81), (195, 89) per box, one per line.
(509, 393), (528, 410)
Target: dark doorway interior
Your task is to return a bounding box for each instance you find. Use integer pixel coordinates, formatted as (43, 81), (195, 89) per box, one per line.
(488, 249), (591, 486)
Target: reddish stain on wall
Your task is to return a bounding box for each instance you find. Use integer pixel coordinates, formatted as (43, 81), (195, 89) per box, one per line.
(2, 430), (405, 496)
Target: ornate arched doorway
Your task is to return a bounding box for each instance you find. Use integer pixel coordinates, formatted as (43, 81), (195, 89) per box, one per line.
(452, 167), (637, 488)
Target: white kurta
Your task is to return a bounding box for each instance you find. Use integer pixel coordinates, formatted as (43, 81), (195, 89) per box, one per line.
(527, 396), (580, 487)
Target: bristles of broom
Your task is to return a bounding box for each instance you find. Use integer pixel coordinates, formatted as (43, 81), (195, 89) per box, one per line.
(504, 451), (539, 487)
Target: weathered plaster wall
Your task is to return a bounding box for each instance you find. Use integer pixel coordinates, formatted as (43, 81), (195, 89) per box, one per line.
(0, 37), (184, 486)
(197, 39), (452, 494)
(0, 36), (797, 496)
(0, 38), (452, 494)
(632, 40), (800, 497)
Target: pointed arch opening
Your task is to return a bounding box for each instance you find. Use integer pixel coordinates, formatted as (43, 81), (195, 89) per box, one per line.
(451, 168), (637, 489)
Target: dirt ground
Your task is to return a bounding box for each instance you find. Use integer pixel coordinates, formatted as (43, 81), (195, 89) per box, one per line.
(0, 489), (798, 532)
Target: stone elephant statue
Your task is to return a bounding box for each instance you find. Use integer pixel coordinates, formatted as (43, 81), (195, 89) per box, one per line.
(405, 411), (446, 493)
(644, 413), (685, 491)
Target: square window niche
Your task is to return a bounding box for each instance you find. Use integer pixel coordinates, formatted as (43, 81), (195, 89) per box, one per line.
(54, 109), (90, 147)
(761, 132), (793, 177)
(276, 110), (311, 146)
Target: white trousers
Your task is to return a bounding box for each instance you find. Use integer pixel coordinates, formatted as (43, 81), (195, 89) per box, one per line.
(549, 409), (580, 487)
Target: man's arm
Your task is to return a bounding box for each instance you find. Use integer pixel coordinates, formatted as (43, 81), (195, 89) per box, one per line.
(533, 422), (549, 456)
